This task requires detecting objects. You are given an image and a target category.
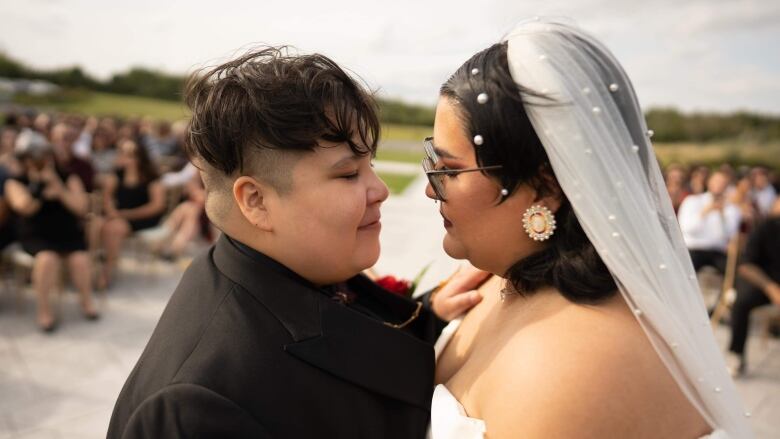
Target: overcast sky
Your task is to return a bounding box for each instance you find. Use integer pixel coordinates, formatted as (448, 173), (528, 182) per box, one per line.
(1, 0), (778, 114)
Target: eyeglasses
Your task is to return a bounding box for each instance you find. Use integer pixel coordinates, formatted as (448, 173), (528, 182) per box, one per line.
(421, 137), (502, 201)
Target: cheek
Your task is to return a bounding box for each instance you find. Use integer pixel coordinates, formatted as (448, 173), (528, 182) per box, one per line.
(298, 186), (365, 241)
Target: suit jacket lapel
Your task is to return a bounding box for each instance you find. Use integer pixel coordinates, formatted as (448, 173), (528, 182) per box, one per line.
(285, 297), (434, 410)
(211, 235), (435, 410)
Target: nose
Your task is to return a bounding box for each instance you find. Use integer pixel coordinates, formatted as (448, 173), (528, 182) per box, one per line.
(368, 168), (389, 205)
(424, 180), (437, 200)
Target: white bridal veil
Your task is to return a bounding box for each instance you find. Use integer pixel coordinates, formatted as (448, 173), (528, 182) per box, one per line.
(503, 18), (752, 438)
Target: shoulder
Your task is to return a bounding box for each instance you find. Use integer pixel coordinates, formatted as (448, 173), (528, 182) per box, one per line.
(680, 192), (705, 205)
(116, 383), (269, 438)
(477, 298), (655, 438)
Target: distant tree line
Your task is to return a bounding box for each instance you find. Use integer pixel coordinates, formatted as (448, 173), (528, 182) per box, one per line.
(645, 108), (780, 143)
(1, 52), (183, 101)
(2, 52), (779, 140)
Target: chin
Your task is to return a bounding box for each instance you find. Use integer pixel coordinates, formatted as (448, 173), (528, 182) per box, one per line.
(442, 235), (468, 260)
(353, 243), (381, 272)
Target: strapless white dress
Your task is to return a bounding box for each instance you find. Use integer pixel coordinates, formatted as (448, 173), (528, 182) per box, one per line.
(429, 319), (726, 439)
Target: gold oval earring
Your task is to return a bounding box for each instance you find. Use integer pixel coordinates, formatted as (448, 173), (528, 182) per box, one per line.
(522, 205), (556, 241)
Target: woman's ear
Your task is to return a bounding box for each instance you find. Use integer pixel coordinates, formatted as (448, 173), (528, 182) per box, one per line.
(532, 165), (564, 213)
(233, 176), (274, 231)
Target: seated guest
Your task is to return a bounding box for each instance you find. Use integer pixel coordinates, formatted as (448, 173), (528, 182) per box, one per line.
(0, 126), (22, 177)
(4, 129), (98, 331)
(89, 126), (119, 175)
(727, 198), (780, 376)
(664, 163), (690, 213)
(50, 122), (95, 192)
(97, 139), (166, 289)
(678, 170), (741, 273)
(689, 165), (709, 195)
(155, 172), (209, 261)
(0, 164), (16, 253)
(144, 120), (179, 160)
(728, 170), (758, 233)
(751, 166), (777, 218)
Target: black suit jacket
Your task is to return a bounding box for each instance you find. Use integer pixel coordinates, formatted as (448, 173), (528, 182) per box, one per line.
(107, 234), (443, 438)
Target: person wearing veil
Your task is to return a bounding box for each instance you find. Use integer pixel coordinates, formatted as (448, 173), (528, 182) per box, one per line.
(424, 19), (753, 438)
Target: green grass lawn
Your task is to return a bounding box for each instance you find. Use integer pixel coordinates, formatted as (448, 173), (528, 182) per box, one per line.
(15, 91), (189, 120)
(375, 148), (424, 164)
(378, 172), (417, 194)
(381, 124), (432, 142)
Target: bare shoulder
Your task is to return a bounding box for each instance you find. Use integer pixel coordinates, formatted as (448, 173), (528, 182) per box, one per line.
(475, 294), (704, 438)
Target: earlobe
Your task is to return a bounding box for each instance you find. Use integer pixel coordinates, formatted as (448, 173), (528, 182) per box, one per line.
(233, 176), (273, 231)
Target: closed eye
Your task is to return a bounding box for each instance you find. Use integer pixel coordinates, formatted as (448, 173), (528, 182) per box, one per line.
(340, 172), (359, 180)
(436, 166), (460, 178)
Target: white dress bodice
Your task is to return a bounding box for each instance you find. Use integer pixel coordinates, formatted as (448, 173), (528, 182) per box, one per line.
(429, 319), (726, 439)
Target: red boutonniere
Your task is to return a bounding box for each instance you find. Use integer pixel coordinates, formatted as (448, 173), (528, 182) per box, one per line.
(375, 263), (432, 298)
(376, 275), (413, 297)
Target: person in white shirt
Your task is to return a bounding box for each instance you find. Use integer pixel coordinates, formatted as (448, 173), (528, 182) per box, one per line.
(751, 166), (777, 217)
(677, 170), (742, 273)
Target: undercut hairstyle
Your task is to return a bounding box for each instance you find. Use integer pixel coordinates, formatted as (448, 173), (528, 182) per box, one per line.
(183, 46), (380, 196)
(441, 42), (618, 304)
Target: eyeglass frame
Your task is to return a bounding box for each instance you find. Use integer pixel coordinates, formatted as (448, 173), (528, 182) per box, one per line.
(421, 137), (503, 201)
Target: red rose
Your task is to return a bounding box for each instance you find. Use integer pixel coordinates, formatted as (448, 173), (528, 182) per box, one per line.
(376, 275), (413, 297)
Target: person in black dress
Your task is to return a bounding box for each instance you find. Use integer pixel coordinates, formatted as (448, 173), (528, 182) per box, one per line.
(97, 138), (166, 289)
(4, 129), (98, 331)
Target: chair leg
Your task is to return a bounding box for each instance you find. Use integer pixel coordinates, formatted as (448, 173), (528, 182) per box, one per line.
(710, 235), (741, 327)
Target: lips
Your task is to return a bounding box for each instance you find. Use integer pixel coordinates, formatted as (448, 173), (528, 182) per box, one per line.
(358, 213), (381, 229)
(440, 210), (453, 228)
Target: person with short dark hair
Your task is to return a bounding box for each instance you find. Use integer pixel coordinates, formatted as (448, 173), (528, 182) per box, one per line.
(107, 47), (452, 439)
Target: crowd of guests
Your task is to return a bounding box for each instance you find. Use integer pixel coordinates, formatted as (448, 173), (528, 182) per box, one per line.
(665, 162), (780, 377)
(0, 109), (211, 332)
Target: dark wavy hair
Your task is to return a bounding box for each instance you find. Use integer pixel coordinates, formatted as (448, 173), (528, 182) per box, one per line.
(183, 46), (380, 190)
(126, 139), (159, 185)
(440, 42), (617, 304)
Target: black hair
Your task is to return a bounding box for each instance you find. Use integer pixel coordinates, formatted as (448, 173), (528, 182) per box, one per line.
(441, 42), (617, 304)
(183, 46), (380, 181)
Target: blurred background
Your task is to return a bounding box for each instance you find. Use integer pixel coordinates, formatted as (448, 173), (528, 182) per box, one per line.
(0, 0), (778, 438)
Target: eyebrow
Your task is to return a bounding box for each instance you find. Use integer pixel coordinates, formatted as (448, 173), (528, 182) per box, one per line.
(430, 139), (459, 160)
(330, 154), (360, 169)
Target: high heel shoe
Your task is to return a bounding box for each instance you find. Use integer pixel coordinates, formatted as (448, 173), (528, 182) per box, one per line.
(38, 315), (58, 333)
(80, 301), (100, 321)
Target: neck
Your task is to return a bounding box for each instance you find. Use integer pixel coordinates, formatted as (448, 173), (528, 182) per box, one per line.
(222, 219), (321, 285)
